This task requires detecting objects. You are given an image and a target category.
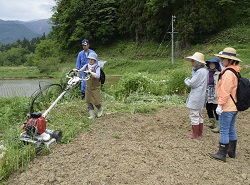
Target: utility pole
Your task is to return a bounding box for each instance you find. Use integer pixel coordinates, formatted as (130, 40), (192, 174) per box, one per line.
(168, 15), (177, 64)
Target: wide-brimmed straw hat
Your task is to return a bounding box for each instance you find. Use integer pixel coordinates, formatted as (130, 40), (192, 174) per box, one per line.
(185, 52), (206, 64)
(214, 47), (241, 62)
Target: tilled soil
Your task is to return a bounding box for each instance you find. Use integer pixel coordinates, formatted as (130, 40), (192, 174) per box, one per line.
(7, 106), (250, 185)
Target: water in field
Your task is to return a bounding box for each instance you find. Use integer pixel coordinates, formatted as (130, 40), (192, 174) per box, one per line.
(0, 76), (121, 98)
(0, 79), (58, 97)
(105, 75), (121, 87)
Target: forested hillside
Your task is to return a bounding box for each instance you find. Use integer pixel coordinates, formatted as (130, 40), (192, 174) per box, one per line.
(0, 0), (250, 71)
(19, 19), (52, 35)
(0, 19), (52, 44)
(50, 0), (250, 52)
(0, 20), (40, 44)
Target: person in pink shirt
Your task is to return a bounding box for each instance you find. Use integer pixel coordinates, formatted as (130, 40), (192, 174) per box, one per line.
(208, 47), (242, 162)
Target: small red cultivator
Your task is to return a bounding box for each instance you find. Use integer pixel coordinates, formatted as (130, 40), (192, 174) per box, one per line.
(20, 70), (90, 152)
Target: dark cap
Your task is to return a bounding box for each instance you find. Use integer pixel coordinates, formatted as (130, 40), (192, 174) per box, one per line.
(81, 39), (89, 45)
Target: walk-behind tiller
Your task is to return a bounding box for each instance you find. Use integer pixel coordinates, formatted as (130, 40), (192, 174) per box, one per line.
(20, 69), (90, 152)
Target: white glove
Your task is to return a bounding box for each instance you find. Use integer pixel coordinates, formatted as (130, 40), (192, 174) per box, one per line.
(84, 70), (91, 74)
(216, 105), (223, 115)
(184, 77), (190, 85)
(90, 72), (98, 78)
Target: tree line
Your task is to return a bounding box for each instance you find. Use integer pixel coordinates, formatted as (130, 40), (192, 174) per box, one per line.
(51, 0), (250, 52)
(0, 35), (45, 66)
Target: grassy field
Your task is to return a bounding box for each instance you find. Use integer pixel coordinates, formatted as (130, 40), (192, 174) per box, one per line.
(1, 26), (250, 183)
(0, 63), (76, 79)
(1, 39), (250, 79)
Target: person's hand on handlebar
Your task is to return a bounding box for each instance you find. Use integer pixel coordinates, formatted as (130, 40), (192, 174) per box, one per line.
(84, 70), (91, 75)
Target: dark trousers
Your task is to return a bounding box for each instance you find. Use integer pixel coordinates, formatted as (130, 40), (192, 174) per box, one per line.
(87, 103), (101, 110)
(206, 103), (218, 120)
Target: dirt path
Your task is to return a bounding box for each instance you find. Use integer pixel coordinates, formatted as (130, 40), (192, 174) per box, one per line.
(7, 106), (250, 185)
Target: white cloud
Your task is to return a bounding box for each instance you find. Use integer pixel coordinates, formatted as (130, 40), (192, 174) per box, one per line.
(0, 0), (56, 21)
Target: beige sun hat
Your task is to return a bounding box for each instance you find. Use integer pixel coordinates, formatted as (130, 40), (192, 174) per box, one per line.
(185, 52), (206, 64)
(214, 47), (241, 62)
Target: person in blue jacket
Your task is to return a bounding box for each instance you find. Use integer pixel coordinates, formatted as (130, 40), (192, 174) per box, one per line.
(75, 39), (96, 99)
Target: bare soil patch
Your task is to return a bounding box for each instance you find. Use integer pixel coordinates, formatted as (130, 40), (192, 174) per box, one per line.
(7, 106), (250, 185)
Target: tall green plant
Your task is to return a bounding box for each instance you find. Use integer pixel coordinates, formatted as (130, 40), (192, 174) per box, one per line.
(166, 68), (190, 95)
(0, 97), (32, 181)
(114, 71), (189, 100)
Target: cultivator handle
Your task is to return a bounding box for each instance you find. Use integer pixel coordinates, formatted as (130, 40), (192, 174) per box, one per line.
(66, 69), (78, 79)
(66, 69), (90, 86)
(42, 70), (90, 117)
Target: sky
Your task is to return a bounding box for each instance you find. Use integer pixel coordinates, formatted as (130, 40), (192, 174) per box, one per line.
(0, 0), (56, 21)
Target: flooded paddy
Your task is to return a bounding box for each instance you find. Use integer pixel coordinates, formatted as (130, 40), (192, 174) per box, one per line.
(0, 79), (59, 98)
(0, 76), (121, 98)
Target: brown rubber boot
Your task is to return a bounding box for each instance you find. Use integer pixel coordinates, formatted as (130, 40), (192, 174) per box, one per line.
(228, 140), (237, 158)
(208, 143), (229, 162)
(199, 123), (203, 137)
(189, 125), (200, 139)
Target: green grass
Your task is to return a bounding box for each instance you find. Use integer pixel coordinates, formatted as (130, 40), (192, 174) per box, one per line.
(0, 69), (187, 182)
(0, 63), (76, 79)
(0, 66), (44, 79)
(1, 25), (250, 183)
(2, 25), (250, 79)
(0, 90), (185, 183)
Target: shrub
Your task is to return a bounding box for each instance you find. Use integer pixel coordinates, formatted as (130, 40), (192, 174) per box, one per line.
(166, 68), (190, 95)
(34, 57), (60, 74)
(114, 70), (189, 100)
(115, 73), (151, 98)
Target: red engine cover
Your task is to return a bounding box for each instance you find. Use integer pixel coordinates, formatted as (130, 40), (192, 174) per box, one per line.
(26, 116), (47, 134)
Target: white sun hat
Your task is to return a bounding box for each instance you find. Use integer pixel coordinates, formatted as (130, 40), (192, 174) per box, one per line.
(87, 52), (98, 61)
(185, 52), (206, 64)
